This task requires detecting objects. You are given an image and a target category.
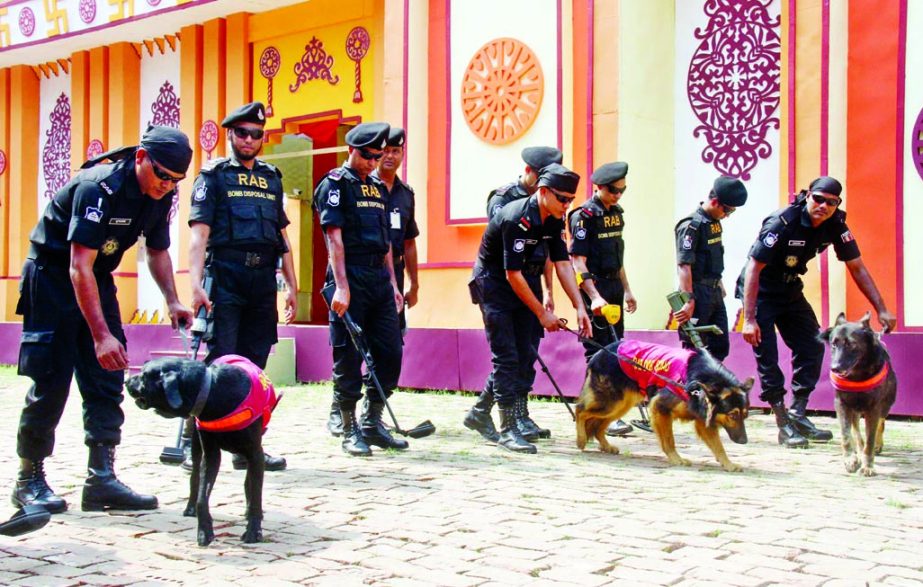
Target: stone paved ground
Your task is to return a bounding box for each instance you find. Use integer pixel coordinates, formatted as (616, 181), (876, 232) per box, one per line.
(0, 366), (921, 586)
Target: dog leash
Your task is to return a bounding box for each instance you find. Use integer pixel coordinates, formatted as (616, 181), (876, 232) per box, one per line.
(558, 319), (690, 396)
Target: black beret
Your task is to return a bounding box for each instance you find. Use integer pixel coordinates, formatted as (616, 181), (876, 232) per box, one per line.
(521, 146), (563, 172)
(221, 102), (267, 128)
(809, 176), (842, 197)
(537, 163), (580, 193)
(386, 127), (406, 147)
(140, 125), (193, 174)
(712, 175), (748, 207)
(590, 162), (628, 185)
(345, 122), (390, 149)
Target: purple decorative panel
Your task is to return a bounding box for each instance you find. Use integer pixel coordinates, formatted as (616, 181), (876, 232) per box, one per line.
(345, 27), (370, 103)
(19, 7), (35, 37)
(86, 138), (104, 160)
(78, 0), (97, 24)
(912, 106), (923, 182)
(149, 81), (180, 128)
(289, 37), (340, 93)
(42, 93), (72, 200)
(0, 149), (6, 176)
(259, 47), (281, 117)
(687, 0), (781, 180)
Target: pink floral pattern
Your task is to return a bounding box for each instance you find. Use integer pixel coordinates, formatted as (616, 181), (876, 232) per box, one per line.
(42, 93), (72, 200)
(19, 7), (35, 37)
(289, 37), (340, 93)
(79, 0), (97, 24)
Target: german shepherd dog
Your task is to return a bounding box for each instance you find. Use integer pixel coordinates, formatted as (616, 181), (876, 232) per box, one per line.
(126, 356), (281, 546)
(575, 340), (753, 472)
(820, 312), (897, 476)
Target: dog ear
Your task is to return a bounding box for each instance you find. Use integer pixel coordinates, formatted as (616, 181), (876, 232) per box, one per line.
(860, 311), (872, 330)
(740, 377), (754, 392)
(835, 312), (848, 326)
(818, 326), (833, 342)
(163, 371), (183, 410)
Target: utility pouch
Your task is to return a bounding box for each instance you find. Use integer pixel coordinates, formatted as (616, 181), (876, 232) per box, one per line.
(467, 275), (484, 305)
(17, 331), (56, 379)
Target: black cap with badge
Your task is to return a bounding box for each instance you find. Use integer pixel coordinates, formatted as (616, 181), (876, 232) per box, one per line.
(537, 163), (580, 194)
(711, 175), (748, 207)
(345, 122), (391, 149)
(386, 127), (406, 147)
(221, 102), (267, 128)
(522, 146), (563, 173)
(590, 161), (628, 186)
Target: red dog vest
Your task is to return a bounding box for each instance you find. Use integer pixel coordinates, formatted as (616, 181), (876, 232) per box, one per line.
(197, 355), (281, 433)
(616, 340), (694, 400)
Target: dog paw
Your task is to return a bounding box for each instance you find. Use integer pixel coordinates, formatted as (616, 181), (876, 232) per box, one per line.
(183, 505), (196, 517)
(858, 466), (877, 477)
(845, 457), (860, 473)
(667, 456), (691, 467)
(197, 528), (215, 547)
(599, 444), (619, 455)
(241, 528), (263, 543)
(722, 462), (743, 473)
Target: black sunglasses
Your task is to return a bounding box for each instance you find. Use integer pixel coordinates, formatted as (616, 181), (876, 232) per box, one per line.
(358, 148), (383, 161)
(811, 192), (841, 207)
(720, 203), (736, 215)
(232, 127), (265, 140)
(608, 184), (627, 194)
(149, 157), (185, 183)
(550, 188), (575, 205)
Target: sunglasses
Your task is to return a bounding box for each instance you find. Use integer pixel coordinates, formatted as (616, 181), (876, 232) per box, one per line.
(232, 127), (265, 140)
(720, 203), (736, 215)
(149, 157), (185, 183)
(550, 188), (576, 205)
(608, 184), (627, 195)
(811, 192), (841, 207)
(358, 148), (383, 161)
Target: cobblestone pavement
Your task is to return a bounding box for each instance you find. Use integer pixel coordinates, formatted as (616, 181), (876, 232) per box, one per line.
(0, 367), (921, 586)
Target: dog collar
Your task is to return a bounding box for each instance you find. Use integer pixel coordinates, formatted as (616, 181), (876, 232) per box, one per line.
(189, 371), (213, 418)
(829, 362), (889, 393)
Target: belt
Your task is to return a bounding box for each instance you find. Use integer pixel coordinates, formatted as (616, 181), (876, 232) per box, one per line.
(694, 277), (722, 288)
(346, 253), (386, 267)
(211, 248), (276, 268)
(592, 270), (620, 280)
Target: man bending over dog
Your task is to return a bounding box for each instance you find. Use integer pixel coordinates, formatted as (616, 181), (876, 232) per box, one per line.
(737, 176), (896, 448)
(468, 164), (591, 454)
(13, 126), (193, 513)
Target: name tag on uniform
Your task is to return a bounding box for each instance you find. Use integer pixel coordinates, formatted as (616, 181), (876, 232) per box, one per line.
(109, 218), (132, 226)
(390, 210), (401, 229)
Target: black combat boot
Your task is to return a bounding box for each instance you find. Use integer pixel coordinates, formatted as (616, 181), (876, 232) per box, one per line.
(771, 403), (809, 448)
(497, 405), (537, 454)
(361, 401), (409, 450)
(82, 444), (158, 511)
(12, 459), (67, 514)
(463, 389), (500, 442)
(340, 408), (372, 457)
(232, 452), (288, 471)
(327, 398), (343, 437)
(788, 397), (833, 442)
(516, 395), (551, 440)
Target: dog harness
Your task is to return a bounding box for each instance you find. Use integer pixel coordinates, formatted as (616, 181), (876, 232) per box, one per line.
(617, 340), (695, 400)
(829, 362), (890, 393)
(197, 355), (281, 433)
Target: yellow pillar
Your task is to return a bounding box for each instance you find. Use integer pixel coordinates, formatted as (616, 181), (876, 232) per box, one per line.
(88, 47), (109, 149)
(202, 18), (226, 159)
(70, 50), (90, 170)
(224, 13), (250, 113)
(4, 66), (40, 320)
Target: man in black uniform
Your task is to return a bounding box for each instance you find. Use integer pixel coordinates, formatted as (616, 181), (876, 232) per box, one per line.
(568, 162), (638, 436)
(673, 175), (748, 360)
(468, 164), (591, 454)
(325, 127), (419, 451)
(12, 126), (193, 513)
(738, 176), (896, 447)
(315, 122), (405, 457)
(464, 146), (562, 443)
(188, 101), (297, 471)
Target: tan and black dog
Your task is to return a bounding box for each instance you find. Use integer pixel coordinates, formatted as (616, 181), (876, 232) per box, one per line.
(126, 355), (281, 546)
(820, 312), (897, 476)
(575, 340), (752, 472)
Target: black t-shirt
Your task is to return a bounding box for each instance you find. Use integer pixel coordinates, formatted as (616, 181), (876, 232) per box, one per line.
(568, 195), (625, 276)
(373, 171), (419, 259)
(29, 154), (172, 273)
(675, 206), (724, 280)
(314, 165), (391, 258)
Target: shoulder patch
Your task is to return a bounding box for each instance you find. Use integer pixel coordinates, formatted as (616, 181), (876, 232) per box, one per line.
(200, 157), (230, 174)
(580, 207), (595, 218)
(193, 183), (207, 202)
(762, 232), (779, 248)
(327, 167), (346, 181)
(327, 189), (341, 207)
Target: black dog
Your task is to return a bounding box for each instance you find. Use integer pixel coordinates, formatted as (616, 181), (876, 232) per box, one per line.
(126, 355), (281, 545)
(820, 312), (897, 476)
